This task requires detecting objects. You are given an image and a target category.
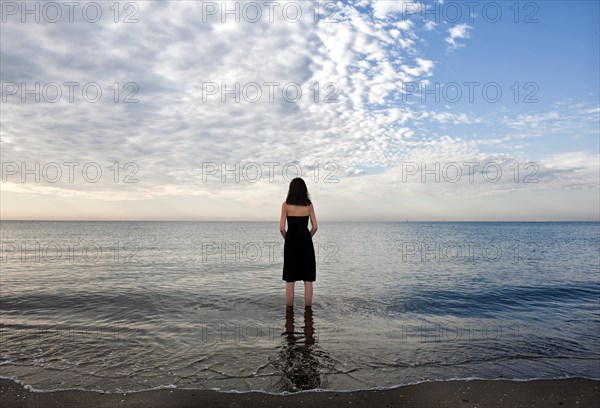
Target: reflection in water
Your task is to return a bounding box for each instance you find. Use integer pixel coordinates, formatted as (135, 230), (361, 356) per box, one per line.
(271, 306), (328, 391)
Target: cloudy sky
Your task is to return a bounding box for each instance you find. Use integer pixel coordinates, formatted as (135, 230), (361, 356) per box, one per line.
(1, 0), (598, 221)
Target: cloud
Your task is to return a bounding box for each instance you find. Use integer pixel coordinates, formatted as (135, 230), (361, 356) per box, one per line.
(445, 23), (472, 50)
(501, 103), (600, 138)
(424, 21), (437, 31)
(371, 0), (419, 20)
(1, 1), (437, 184)
(0, 1), (597, 221)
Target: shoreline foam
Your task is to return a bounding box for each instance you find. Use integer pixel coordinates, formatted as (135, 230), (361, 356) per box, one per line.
(3, 374), (600, 395)
(2, 377), (599, 408)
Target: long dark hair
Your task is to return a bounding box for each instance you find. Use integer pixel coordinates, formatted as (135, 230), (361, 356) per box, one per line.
(286, 178), (312, 206)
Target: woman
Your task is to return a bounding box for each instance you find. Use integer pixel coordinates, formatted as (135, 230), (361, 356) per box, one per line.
(280, 177), (318, 307)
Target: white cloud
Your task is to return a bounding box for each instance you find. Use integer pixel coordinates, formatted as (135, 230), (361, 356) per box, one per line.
(372, 0), (419, 20)
(424, 21), (437, 31)
(0, 2), (434, 198)
(0, 2), (597, 221)
(421, 111), (482, 124)
(446, 23), (472, 50)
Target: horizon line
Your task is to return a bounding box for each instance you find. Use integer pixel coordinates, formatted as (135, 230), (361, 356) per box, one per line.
(1, 219), (599, 223)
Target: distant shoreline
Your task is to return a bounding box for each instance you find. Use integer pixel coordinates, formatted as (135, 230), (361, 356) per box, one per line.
(2, 378), (598, 408)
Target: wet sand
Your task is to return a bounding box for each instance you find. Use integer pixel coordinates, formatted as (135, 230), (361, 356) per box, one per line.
(1, 378), (598, 408)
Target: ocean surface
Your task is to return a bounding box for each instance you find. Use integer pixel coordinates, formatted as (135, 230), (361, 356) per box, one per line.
(0, 221), (599, 393)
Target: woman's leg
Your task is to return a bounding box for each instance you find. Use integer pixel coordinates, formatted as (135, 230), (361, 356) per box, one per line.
(286, 282), (295, 306)
(304, 281), (313, 307)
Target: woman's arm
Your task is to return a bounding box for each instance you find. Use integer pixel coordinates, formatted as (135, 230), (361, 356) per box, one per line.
(309, 204), (318, 237)
(279, 202), (287, 239)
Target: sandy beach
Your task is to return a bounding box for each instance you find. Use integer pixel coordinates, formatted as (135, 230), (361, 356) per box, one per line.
(1, 378), (598, 408)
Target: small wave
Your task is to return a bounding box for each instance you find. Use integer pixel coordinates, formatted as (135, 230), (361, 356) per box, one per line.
(3, 374), (600, 396)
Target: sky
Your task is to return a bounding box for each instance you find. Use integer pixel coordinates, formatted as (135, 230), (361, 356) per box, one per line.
(1, 0), (599, 221)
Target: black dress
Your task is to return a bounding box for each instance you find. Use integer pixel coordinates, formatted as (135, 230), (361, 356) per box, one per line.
(283, 215), (316, 282)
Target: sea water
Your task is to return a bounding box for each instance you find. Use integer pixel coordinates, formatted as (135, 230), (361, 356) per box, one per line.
(1, 221), (598, 392)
